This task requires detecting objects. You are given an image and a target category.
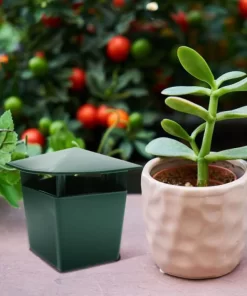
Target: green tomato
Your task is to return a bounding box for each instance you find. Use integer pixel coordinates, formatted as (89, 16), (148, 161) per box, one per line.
(4, 96), (23, 114)
(29, 57), (48, 76)
(39, 117), (52, 134)
(131, 38), (152, 60)
(128, 112), (143, 129)
(187, 10), (202, 26)
(49, 120), (66, 135)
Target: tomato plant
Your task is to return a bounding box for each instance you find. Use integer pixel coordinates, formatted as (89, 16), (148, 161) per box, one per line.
(107, 109), (129, 128)
(112, 0), (125, 8)
(107, 36), (131, 62)
(97, 105), (110, 126)
(21, 128), (45, 146)
(131, 38), (152, 59)
(171, 11), (188, 32)
(239, 0), (247, 18)
(39, 117), (51, 134)
(41, 14), (62, 28)
(29, 56), (48, 76)
(49, 120), (66, 135)
(128, 112), (143, 129)
(4, 96), (23, 114)
(70, 68), (86, 91)
(76, 104), (98, 128)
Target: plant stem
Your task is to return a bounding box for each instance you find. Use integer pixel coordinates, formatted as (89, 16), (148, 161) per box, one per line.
(197, 93), (218, 186)
(108, 149), (123, 157)
(190, 139), (199, 155)
(97, 110), (120, 154)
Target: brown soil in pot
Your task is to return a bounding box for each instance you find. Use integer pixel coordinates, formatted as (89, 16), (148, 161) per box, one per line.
(153, 164), (236, 187)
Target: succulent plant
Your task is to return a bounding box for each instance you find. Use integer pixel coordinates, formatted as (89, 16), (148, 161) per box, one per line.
(146, 46), (247, 186)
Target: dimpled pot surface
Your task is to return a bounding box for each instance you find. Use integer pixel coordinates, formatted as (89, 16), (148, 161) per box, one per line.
(141, 158), (247, 279)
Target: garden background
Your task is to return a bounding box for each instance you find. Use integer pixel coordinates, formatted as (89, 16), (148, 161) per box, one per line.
(1, 0), (247, 161)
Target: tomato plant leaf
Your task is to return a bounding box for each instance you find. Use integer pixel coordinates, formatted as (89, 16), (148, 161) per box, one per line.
(120, 140), (133, 160)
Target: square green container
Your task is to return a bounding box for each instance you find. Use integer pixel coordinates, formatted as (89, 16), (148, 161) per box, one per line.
(9, 148), (141, 272)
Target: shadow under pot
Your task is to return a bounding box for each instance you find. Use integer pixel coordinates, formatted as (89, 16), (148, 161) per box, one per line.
(141, 157), (247, 279)
(9, 147), (141, 272)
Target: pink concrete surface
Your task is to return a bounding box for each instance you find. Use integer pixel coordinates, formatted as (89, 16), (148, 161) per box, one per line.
(0, 195), (247, 296)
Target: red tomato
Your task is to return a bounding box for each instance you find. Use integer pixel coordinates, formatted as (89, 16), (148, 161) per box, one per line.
(97, 105), (110, 126)
(107, 36), (131, 62)
(72, 1), (83, 14)
(86, 24), (96, 34)
(76, 104), (98, 128)
(70, 68), (86, 91)
(171, 11), (188, 32)
(41, 14), (62, 28)
(239, 0), (247, 18)
(107, 109), (129, 128)
(113, 0), (125, 8)
(72, 1), (83, 10)
(35, 51), (45, 58)
(21, 128), (45, 146)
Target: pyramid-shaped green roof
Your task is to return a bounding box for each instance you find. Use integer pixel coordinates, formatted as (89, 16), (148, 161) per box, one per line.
(9, 148), (142, 175)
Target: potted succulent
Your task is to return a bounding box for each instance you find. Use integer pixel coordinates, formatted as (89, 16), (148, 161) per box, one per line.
(9, 147), (141, 272)
(0, 110), (27, 208)
(141, 46), (247, 279)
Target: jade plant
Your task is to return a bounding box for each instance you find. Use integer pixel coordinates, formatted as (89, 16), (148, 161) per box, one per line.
(0, 111), (27, 207)
(146, 46), (247, 186)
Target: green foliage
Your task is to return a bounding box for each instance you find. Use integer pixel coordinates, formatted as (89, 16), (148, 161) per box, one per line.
(48, 129), (85, 152)
(0, 111), (23, 207)
(2, 0), (247, 163)
(146, 46), (247, 186)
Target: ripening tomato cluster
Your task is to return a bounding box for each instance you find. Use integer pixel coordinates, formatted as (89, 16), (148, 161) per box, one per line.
(76, 104), (129, 129)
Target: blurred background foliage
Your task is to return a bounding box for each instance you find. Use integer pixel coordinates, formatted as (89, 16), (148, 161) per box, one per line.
(0, 0), (246, 161)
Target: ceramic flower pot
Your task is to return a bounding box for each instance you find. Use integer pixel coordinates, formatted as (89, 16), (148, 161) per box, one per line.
(141, 157), (247, 279)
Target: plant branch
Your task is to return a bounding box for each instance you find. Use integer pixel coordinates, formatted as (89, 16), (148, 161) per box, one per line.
(197, 92), (219, 186)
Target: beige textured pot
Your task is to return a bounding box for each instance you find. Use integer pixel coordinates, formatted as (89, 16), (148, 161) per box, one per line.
(141, 158), (247, 279)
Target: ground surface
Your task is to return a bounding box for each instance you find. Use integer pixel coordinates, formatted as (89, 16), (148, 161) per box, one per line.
(0, 195), (246, 296)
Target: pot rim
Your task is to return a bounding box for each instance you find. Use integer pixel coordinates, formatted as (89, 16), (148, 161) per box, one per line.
(142, 157), (247, 194)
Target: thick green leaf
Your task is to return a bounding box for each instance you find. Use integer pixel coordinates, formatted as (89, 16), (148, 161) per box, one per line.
(205, 146), (247, 162)
(120, 140), (133, 160)
(161, 119), (191, 141)
(165, 97), (210, 121)
(216, 71), (246, 88)
(0, 180), (22, 208)
(161, 86), (211, 96)
(177, 46), (215, 88)
(145, 137), (197, 161)
(134, 140), (152, 159)
(216, 77), (247, 97)
(217, 106), (247, 121)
